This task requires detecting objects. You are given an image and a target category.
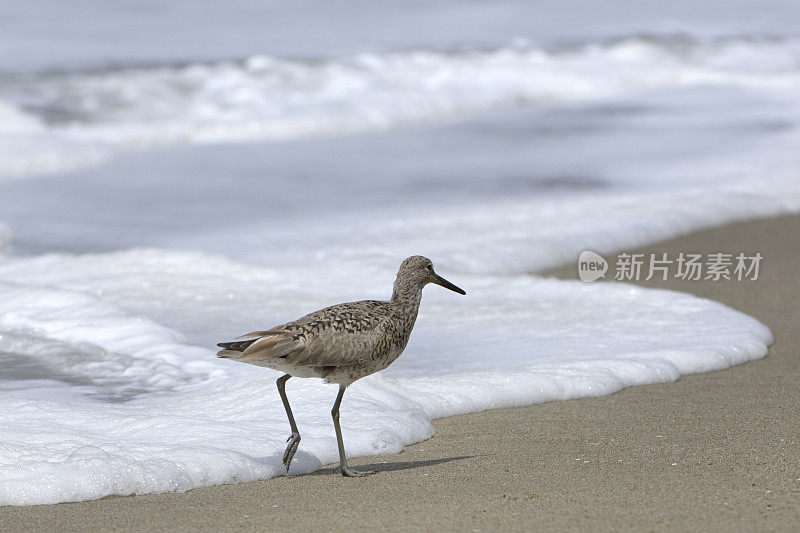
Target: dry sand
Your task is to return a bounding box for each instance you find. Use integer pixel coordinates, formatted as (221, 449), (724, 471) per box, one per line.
(2, 215), (799, 531)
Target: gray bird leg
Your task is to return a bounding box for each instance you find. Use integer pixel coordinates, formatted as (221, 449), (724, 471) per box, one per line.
(331, 384), (375, 477)
(276, 374), (301, 473)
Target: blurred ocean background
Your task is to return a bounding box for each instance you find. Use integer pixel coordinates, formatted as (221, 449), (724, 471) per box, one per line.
(0, 0), (797, 505)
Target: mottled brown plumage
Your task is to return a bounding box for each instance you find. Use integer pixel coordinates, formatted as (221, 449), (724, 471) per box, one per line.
(215, 255), (465, 476)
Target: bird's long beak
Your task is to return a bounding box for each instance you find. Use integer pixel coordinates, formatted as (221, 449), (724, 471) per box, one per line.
(433, 274), (466, 295)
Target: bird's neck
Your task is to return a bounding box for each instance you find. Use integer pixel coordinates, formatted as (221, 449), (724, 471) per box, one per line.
(391, 282), (423, 309)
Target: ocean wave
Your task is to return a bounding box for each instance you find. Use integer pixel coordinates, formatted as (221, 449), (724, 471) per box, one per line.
(2, 35), (800, 178)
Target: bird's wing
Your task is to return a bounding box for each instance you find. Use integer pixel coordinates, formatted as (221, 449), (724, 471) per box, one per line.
(239, 301), (393, 368)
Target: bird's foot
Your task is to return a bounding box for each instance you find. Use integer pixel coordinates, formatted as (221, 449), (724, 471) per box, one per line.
(338, 465), (376, 477)
(282, 432), (301, 472)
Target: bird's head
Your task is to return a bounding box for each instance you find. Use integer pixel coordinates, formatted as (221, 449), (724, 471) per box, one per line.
(392, 255), (466, 301)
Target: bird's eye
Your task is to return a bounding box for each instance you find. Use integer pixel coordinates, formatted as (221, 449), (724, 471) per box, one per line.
(426, 264), (433, 271)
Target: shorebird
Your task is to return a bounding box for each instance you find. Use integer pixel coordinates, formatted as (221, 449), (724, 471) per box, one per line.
(216, 256), (465, 477)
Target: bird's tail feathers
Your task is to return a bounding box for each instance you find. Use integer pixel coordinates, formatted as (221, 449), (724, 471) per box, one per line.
(216, 331), (297, 360)
(216, 349), (244, 359)
(216, 337), (259, 357)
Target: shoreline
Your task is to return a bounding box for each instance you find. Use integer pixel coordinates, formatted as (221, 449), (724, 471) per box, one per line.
(2, 214), (798, 531)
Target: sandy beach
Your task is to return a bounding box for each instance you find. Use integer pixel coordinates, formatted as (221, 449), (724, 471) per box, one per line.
(2, 213), (798, 531)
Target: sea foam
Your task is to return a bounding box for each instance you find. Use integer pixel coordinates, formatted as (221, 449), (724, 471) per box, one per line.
(0, 249), (772, 505)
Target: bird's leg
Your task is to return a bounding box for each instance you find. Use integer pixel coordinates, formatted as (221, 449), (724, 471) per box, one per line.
(331, 384), (375, 477)
(276, 374), (300, 473)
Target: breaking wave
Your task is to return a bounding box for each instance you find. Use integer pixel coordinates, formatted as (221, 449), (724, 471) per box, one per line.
(2, 35), (800, 178)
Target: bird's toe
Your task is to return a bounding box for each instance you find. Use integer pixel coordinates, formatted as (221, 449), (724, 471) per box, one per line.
(338, 466), (376, 477)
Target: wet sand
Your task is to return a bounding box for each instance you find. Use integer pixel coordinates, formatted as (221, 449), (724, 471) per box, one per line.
(2, 214), (798, 531)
